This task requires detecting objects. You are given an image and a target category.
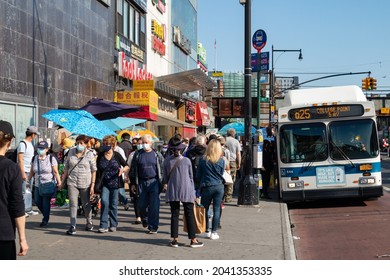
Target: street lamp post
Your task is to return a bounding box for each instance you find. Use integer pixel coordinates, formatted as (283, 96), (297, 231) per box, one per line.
(237, 0), (258, 206)
(270, 45), (303, 123)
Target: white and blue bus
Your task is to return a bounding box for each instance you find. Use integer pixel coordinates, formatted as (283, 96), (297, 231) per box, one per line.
(277, 85), (383, 202)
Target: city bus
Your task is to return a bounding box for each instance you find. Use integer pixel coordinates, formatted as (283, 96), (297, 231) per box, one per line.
(276, 85), (383, 202)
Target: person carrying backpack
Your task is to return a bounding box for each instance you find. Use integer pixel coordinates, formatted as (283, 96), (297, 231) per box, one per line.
(27, 141), (61, 227)
(185, 135), (207, 197)
(17, 126), (40, 217)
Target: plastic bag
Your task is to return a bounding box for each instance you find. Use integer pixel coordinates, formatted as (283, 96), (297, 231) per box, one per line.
(24, 188), (32, 212)
(55, 189), (68, 206)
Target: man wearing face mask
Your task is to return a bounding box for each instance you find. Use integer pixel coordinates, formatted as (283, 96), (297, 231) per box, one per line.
(126, 138), (142, 224)
(129, 134), (164, 234)
(62, 135), (97, 235)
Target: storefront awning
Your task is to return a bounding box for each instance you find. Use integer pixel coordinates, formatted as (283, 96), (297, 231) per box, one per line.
(157, 115), (197, 129)
(154, 68), (216, 99)
(196, 101), (210, 127)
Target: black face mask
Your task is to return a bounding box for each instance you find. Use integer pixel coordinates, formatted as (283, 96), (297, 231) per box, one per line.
(102, 145), (112, 152)
(132, 145), (137, 150)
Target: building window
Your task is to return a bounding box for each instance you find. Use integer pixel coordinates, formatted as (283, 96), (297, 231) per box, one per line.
(123, 1), (129, 38)
(117, 0), (146, 50)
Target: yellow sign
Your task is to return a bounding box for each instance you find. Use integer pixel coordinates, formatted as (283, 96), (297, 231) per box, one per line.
(133, 80), (155, 91)
(212, 71), (224, 77)
(380, 108), (390, 115)
(115, 90), (158, 114)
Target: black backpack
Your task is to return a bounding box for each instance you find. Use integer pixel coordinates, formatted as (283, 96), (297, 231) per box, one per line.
(190, 154), (202, 185)
(6, 140), (26, 163)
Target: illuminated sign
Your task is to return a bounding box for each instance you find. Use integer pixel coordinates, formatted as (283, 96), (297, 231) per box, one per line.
(152, 0), (166, 14)
(117, 51), (152, 81)
(151, 20), (166, 56)
(173, 26), (191, 55)
(289, 104), (364, 121)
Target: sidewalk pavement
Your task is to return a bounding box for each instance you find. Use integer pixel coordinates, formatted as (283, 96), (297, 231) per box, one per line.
(21, 194), (295, 260)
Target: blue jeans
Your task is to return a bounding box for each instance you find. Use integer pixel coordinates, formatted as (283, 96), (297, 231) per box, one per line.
(99, 186), (119, 229)
(200, 184), (224, 232)
(118, 187), (128, 205)
(34, 186), (52, 224)
(137, 178), (160, 231)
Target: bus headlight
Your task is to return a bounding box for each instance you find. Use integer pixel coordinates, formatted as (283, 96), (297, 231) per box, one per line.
(359, 177), (375, 184)
(288, 180), (304, 189)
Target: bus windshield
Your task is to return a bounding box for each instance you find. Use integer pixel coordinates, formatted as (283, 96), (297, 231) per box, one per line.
(279, 123), (327, 163)
(329, 119), (379, 160)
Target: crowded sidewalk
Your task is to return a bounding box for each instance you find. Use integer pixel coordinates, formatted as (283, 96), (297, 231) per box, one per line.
(21, 192), (295, 260)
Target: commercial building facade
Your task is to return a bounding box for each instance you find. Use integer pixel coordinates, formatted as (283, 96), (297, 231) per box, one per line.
(1, 0), (214, 147)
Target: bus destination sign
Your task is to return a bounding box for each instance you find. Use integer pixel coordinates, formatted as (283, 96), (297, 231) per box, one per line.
(289, 104), (365, 121)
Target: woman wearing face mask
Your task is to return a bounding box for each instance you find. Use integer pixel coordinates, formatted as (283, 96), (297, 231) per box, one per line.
(62, 135), (97, 235)
(27, 141), (61, 227)
(96, 135), (129, 233)
(163, 136), (203, 248)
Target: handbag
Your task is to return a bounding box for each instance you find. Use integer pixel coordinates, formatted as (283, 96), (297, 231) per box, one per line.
(183, 202), (206, 234)
(39, 181), (57, 197)
(94, 170), (106, 194)
(37, 156), (57, 197)
(63, 156), (84, 189)
(222, 170), (233, 184)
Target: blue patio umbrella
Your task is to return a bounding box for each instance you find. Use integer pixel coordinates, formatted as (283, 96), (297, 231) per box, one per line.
(218, 122), (256, 137)
(42, 109), (116, 140)
(101, 117), (146, 132)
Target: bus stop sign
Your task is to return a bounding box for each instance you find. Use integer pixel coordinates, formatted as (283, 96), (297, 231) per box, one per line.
(252, 29), (267, 52)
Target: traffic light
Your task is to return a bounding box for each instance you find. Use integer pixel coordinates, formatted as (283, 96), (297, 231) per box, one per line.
(362, 78), (368, 90)
(367, 77), (372, 90)
(371, 78), (377, 90)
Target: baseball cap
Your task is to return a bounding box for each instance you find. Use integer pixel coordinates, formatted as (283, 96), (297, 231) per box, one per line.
(37, 141), (49, 149)
(0, 120), (15, 139)
(26, 125), (40, 135)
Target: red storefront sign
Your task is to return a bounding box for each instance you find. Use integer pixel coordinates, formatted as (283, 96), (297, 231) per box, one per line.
(196, 102), (210, 126)
(118, 51), (153, 81)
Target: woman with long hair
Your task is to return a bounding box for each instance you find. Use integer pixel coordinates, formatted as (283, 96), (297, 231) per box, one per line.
(197, 139), (225, 240)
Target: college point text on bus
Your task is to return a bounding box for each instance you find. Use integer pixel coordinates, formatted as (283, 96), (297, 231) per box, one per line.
(276, 85), (383, 202)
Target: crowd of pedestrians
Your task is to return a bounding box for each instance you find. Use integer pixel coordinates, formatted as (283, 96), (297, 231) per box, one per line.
(0, 121), (276, 258)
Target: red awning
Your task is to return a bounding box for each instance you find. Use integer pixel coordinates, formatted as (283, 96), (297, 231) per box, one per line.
(196, 102), (210, 126)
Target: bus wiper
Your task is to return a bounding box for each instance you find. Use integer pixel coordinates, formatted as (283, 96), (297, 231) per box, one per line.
(330, 139), (355, 167)
(302, 160), (314, 173)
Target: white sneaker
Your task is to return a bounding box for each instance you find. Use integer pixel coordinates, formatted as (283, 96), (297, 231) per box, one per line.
(26, 210), (39, 216)
(199, 231), (211, 238)
(210, 232), (220, 240)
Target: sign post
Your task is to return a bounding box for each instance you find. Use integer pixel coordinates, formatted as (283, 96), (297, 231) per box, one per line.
(252, 29), (267, 129)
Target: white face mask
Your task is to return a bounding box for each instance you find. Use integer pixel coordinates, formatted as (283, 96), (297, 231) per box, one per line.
(143, 143), (151, 150)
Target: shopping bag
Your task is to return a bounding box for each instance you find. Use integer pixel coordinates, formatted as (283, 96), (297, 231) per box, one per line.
(222, 170), (233, 184)
(55, 189), (68, 206)
(183, 203), (206, 234)
(24, 188), (32, 212)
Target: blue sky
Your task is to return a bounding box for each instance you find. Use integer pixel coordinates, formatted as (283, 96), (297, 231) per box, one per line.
(197, 0), (390, 90)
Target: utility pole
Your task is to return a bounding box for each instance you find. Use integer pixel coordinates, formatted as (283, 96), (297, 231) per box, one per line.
(238, 0), (257, 205)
